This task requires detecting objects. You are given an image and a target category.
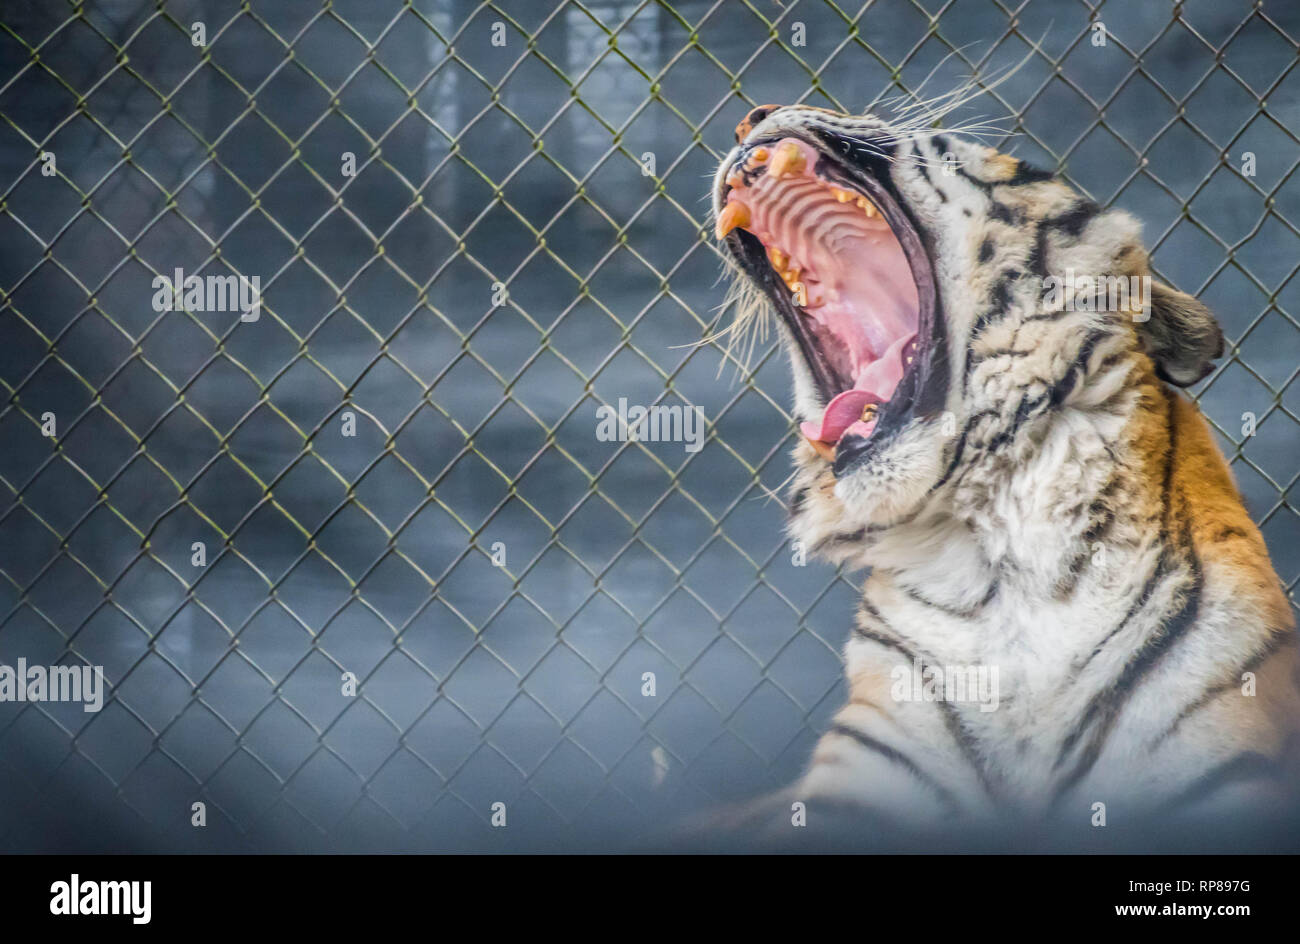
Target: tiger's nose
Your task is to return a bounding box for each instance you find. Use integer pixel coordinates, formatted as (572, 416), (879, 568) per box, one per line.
(734, 104), (783, 144)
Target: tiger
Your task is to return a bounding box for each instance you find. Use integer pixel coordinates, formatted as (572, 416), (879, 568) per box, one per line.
(705, 102), (1300, 850)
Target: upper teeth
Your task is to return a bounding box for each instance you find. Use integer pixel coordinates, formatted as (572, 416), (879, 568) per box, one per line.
(716, 141), (885, 306)
(718, 192), (877, 242)
(769, 141), (805, 178)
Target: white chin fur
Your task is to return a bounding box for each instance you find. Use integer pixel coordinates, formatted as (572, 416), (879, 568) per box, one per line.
(782, 322), (947, 526)
(833, 419), (946, 524)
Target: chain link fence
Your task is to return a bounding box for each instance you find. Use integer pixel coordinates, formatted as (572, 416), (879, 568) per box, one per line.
(0, 0), (1295, 852)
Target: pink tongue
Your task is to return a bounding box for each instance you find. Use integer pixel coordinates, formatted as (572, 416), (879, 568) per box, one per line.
(799, 333), (914, 445)
(800, 389), (878, 444)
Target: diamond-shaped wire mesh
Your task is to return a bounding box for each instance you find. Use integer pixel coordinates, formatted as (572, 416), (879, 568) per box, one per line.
(0, 0), (1295, 851)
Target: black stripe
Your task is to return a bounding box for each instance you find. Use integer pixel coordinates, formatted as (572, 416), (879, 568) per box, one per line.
(927, 406), (999, 496)
(1091, 350), (1128, 375)
(1079, 476), (1123, 538)
(986, 346), (1032, 359)
(973, 580), (998, 611)
(856, 595), (913, 656)
(1209, 524), (1250, 542)
(1069, 549), (1171, 679)
(1153, 631), (1295, 748)
(987, 331), (1113, 453)
(948, 152), (1054, 192)
(1054, 546), (1202, 794)
(1167, 751), (1277, 812)
(988, 200), (1019, 225)
(811, 526), (866, 553)
(1056, 392), (1186, 769)
(1079, 492), (1119, 546)
(968, 266), (1033, 371)
(898, 580), (997, 620)
(970, 273), (1018, 336)
(1068, 390), (1181, 681)
(811, 501), (931, 554)
(1027, 225), (1049, 277)
(1049, 330), (1108, 408)
(990, 271), (1017, 312)
(856, 595), (996, 796)
(1044, 200), (1099, 237)
(982, 389), (1048, 453)
(975, 327), (1110, 454)
(915, 142), (949, 203)
(1059, 479), (1124, 600)
(1054, 484), (1204, 795)
(948, 328), (1112, 505)
(1051, 472), (1130, 598)
(851, 621), (914, 659)
(827, 722), (960, 810)
(1020, 307), (1080, 324)
(1006, 160), (1056, 185)
(1052, 546), (1093, 601)
(912, 312), (1113, 523)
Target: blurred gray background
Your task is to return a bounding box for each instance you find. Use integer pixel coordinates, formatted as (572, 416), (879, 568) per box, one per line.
(0, 0), (1295, 852)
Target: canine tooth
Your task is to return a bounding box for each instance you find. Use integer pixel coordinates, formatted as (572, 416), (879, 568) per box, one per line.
(769, 142), (804, 178)
(715, 202), (750, 239)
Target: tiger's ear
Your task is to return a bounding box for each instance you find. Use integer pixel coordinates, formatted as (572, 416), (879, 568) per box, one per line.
(1137, 282), (1225, 387)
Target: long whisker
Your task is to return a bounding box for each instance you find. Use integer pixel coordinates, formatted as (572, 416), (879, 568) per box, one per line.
(751, 463), (801, 506)
(884, 32), (1046, 138)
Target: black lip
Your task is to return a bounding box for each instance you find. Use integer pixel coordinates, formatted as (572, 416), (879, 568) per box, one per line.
(718, 129), (949, 475)
(730, 228), (840, 399)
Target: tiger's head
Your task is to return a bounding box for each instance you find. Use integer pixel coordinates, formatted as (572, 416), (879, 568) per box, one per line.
(712, 103), (1224, 541)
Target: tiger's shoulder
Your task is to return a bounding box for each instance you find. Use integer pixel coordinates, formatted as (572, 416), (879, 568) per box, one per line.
(1156, 390), (1298, 763)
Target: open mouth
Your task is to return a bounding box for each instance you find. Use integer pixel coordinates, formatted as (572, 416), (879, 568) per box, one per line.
(716, 134), (944, 468)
